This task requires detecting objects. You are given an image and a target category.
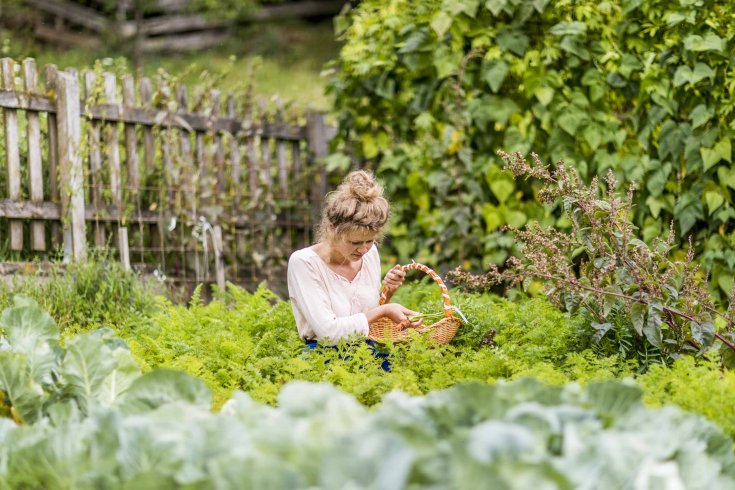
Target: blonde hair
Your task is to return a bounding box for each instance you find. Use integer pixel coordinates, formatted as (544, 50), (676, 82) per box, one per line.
(317, 170), (390, 241)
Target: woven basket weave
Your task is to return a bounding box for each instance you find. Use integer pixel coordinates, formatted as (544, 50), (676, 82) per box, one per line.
(368, 262), (462, 345)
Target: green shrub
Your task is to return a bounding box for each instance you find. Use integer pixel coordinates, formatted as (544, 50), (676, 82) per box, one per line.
(328, 0), (735, 299)
(0, 257), (158, 336)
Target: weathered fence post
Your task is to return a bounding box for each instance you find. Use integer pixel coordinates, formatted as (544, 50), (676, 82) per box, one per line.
(306, 110), (328, 227)
(1, 58), (23, 251)
(213, 224), (226, 291)
(23, 59), (46, 251)
(55, 71), (87, 261)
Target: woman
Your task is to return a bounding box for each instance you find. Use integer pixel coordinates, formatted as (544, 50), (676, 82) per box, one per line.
(287, 170), (420, 347)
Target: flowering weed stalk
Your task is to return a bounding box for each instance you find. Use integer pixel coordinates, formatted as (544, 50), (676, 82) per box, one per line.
(448, 151), (735, 365)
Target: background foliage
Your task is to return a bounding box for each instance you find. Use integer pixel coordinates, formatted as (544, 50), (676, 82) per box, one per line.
(327, 0), (735, 298)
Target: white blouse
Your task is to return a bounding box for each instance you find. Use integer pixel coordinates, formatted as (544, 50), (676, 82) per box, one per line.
(287, 245), (381, 344)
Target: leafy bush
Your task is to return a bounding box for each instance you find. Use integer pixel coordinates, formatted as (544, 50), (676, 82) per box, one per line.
(327, 0), (735, 298)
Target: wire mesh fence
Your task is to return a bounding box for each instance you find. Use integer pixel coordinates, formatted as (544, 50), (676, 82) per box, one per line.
(0, 57), (333, 295)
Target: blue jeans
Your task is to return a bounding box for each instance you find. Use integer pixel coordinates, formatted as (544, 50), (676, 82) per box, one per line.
(303, 339), (391, 372)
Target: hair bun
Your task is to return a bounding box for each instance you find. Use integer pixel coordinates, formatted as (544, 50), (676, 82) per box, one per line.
(345, 170), (380, 202)
(317, 169), (390, 240)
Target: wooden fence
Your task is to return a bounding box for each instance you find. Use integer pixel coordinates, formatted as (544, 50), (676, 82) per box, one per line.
(24, 0), (347, 52)
(0, 57), (334, 294)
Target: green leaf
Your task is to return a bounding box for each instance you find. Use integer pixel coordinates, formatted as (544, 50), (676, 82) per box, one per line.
(484, 0), (507, 16)
(658, 121), (684, 160)
(414, 112), (435, 131)
(534, 86), (554, 106)
(532, 0), (550, 12)
(692, 62), (716, 84)
(690, 321), (715, 348)
(60, 330), (141, 412)
(557, 108), (588, 136)
(61, 333), (118, 413)
(361, 133), (378, 159)
(684, 33), (725, 53)
(120, 369), (212, 414)
(673, 63), (715, 87)
(430, 11), (453, 38)
(504, 209), (527, 228)
(0, 351), (44, 423)
(490, 178), (514, 204)
(689, 104), (714, 129)
(704, 189), (725, 215)
(582, 124), (602, 150)
(0, 296), (60, 387)
(549, 21), (587, 37)
(434, 50), (459, 79)
(673, 66), (692, 87)
(0, 296), (59, 346)
(701, 139), (732, 171)
(718, 272), (733, 296)
(482, 60), (509, 93)
(496, 29), (529, 56)
(630, 302), (646, 336)
(586, 380), (642, 419)
(644, 308), (663, 348)
(482, 203), (503, 231)
(325, 153), (351, 172)
(717, 166), (735, 190)
(445, 0), (481, 17)
(674, 190), (704, 236)
(482, 96), (520, 125)
(645, 165), (670, 198)
(375, 74), (395, 100)
(591, 322), (612, 343)
(407, 172), (431, 210)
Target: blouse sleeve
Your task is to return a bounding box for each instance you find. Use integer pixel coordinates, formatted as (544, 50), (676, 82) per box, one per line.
(287, 253), (370, 343)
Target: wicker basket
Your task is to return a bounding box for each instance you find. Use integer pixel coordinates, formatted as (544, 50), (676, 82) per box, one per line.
(368, 261), (462, 345)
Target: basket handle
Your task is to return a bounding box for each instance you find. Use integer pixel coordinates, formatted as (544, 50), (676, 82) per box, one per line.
(379, 261), (453, 318)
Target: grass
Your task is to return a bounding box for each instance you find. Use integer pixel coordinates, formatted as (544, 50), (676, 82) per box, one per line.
(1, 20), (340, 111)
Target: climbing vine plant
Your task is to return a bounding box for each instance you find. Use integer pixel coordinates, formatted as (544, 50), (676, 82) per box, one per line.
(327, 0), (735, 299)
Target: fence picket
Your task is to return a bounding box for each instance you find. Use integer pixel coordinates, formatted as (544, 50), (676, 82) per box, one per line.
(44, 64), (62, 246)
(122, 75), (140, 195)
(176, 84), (193, 214)
(138, 76), (164, 270)
(55, 70), (86, 260)
(227, 94), (241, 209)
(211, 90), (225, 205)
(306, 110), (328, 226)
(275, 98), (288, 198)
(2, 58), (23, 250)
(84, 70), (106, 248)
(122, 74), (144, 266)
(23, 59), (46, 251)
(103, 72), (129, 270)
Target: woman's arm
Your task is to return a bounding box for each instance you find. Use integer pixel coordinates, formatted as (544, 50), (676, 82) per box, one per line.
(364, 302), (421, 325)
(287, 254), (371, 342)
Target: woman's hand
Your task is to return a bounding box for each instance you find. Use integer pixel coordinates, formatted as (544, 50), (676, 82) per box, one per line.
(380, 303), (422, 327)
(382, 265), (406, 297)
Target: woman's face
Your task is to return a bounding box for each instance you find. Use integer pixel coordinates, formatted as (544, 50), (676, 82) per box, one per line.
(332, 229), (378, 263)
